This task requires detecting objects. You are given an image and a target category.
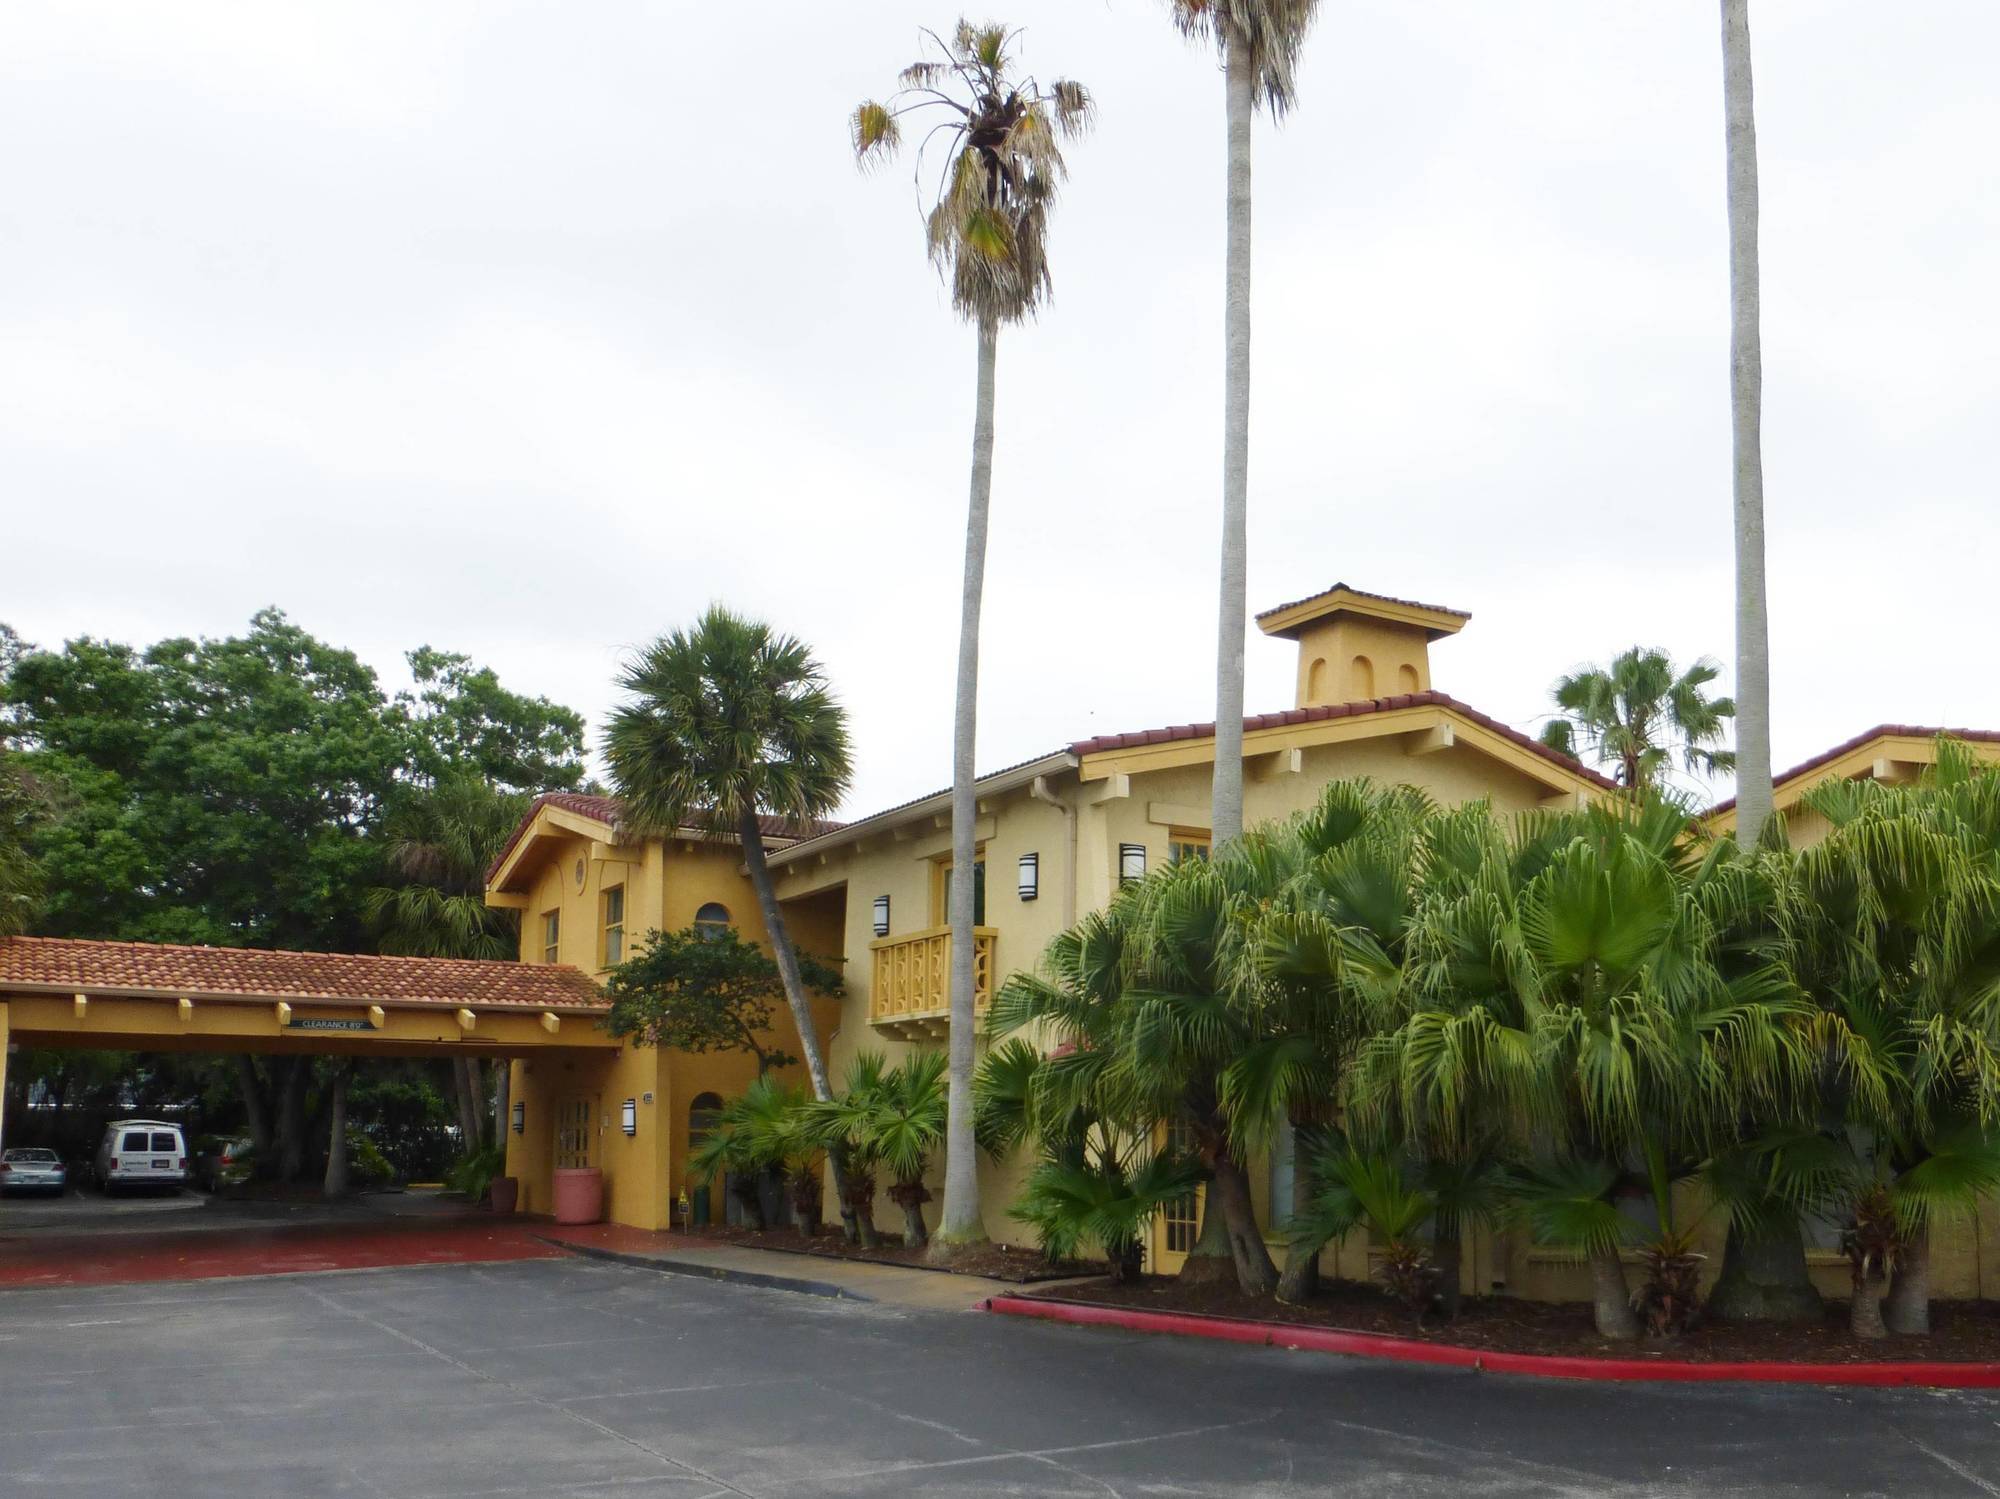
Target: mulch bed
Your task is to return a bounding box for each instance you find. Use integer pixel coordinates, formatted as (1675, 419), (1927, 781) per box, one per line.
(1019, 1274), (2000, 1363)
(675, 1224), (1091, 1284)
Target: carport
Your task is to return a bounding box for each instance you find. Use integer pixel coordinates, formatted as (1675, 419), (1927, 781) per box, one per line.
(0, 936), (621, 1223)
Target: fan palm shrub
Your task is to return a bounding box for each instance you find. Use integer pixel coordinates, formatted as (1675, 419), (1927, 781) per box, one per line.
(804, 1051), (891, 1249)
(853, 21), (1093, 1260)
(1289, 1143), (1440, 1328)
(869, 1050), (950, 1248)
(1011, 1147), (1206, 1283)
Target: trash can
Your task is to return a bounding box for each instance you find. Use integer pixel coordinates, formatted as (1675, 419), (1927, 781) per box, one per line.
(489, 1175), (519, 1215)
(552, 1167), (604, 1226)
(691, 1185), (711, 1226)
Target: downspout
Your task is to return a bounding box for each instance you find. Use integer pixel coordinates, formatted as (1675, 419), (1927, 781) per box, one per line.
(1029, 774), (1077, 928)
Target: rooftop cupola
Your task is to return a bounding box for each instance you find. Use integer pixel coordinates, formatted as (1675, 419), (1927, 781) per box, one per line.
(1255, 584), (1470, 710)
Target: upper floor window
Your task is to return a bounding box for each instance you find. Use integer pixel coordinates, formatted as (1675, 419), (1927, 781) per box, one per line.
(602, 885), (626, 966)
(694, 902), (731, 941)
(1169, 829), (1211, 865)
(932, 854), (986, 926)
(541, 909), (561, 964)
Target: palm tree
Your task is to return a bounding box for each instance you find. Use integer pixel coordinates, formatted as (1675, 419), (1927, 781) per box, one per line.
(1537, 647), (1735, 793)
(866, 1050), (950, 1247)
(605, 608), (856, 1224)
(852, 25), (1093, 1258)
(364, 774), (528, 961)
(1720, 0), (1775, 847)
(1164, 0), (1322, 848)
(806, 1051), (894, 1249)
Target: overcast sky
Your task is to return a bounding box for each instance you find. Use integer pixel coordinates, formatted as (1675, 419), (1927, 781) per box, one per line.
(4, 1), (1993, 818)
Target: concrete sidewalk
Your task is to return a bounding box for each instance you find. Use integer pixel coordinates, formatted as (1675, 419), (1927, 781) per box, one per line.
(535, 1223), (1057, 1310)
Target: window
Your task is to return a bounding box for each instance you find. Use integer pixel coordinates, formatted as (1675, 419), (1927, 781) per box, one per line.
(1168, 829), (1211, 866)
(1163, 1117), (1199, 1255)
(694, 902), (731, 940)
(1351, 654), (1375, 698)
(120, 1132), (148, 1153)
(689, 1091), (724, 1148)
(602, 885), (625, 966)
(555, 1098), (592, 1170)
(932, 856), (986, 926)
(150, 1133), (178, 1153)
(541, 909), (560, 964)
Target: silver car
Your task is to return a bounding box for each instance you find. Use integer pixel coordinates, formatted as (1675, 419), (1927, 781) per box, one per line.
(0, 1147), (69, 1196)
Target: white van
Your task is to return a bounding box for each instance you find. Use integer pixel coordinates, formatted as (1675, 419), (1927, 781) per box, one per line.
(94, 1120), (190, 1192)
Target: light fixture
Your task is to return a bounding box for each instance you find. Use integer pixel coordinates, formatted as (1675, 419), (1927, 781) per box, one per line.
(620, 1098), (638, 1137)
(511, 1101), (525, 1135)
(1017, 852), (1039, 901)
(1119, 843), (1147, 886)
(872, 895), (890, 937)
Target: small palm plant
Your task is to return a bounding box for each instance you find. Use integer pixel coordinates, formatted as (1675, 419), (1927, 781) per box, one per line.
(735, 1075), (824, 1234)
(1011, 1146), (1205, 1283)
(805, 1053), (895, 1249)
(869, 1050), (950, 1248)
(687, 1089), (779, 1230)
(853, 21), (1093, 1258)
(1290, 1145), (1440, 1328)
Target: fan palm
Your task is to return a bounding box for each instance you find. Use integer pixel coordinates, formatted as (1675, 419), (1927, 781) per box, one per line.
(1163, 0), (1321, 847)
(853, 22), (1093, 1259)
(1537, 648), (1735, 793)
(363, 774), (528, 961)
(1011, 1145), (1205, 1282)
(687, 1082), (785, 1229)
(1720, 0), (1775, 845)
(804, 1051), (897, 1249)
(734, 1074), (825, 1233)
(1289, 1143), (1441, 1327)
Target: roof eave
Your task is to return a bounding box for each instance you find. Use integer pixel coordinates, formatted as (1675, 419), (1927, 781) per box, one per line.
(767, 752), (1077, 865)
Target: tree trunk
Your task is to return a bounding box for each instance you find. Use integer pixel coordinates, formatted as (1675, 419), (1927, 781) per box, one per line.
(1275, 1129), (1319, 1303)
(276, 1058), (309, 1182)
(1178, 1182), (1239, 1287)
(1707, 1220), (1823, 1323)
(235, 1056), (271, 1159)
(1207, 19), (1254, 848)
(322, 1065), (352, 1198)
(934, 311), (999, 1261)
(899, 1194), (930, 1249)
(736, 807), (860, 1234)
(1851, 1271), (1889, 1340)
(1208, 1154), (1279, 1297)
(1720, 0), (1773, 845)
(452, 1057), (482, 1160)
(1884, 1228), (1930, 1335)
(1589, 1246), (1641, 1341)
(1433, 1220), (1464, 1321)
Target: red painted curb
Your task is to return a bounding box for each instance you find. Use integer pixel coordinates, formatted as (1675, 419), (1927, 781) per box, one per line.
(982, 1295), (2000, 1388)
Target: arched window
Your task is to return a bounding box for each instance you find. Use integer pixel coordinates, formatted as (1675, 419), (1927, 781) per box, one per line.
(1397, 663), (1420, 693)
(1306, 657), (1327, 701)
(693, 902), (730, 940)
(1351, 655), (1375, 698)
(689, 1092), (724, 1146)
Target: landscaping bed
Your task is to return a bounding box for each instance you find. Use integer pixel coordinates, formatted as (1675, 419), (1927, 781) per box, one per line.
(675, 1224), (1091, 1283)
(1016, 1275), (2000, 1364)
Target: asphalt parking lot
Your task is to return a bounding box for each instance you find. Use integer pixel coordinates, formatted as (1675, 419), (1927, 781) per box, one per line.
(1, 1256), (1997, 1498)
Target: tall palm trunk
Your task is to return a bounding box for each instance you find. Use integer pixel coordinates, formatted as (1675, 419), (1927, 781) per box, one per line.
(453, 1057), (483, 1159)
(1884, 1228), (1931, 1335)
(235, 1056), (271, 1161)
(276, 1057), (309, 1182)
(1708, 1220), (1822, 1323)
(1208, 20), (1254, 847)
(1589, 1246), (1641, 1341)
(1721, 0), (1773, 846)
(322, 1064), (352, 1198)
(1275, 1122), (1320, 1303)
(935, 310), (999, 1258)
(1208, 1153), (1278, 1295)
(735, 807), (861, 1241)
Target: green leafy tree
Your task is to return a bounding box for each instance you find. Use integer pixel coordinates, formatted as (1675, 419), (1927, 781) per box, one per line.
(397, 646), (586, 795)
(364, 774), (529, 961)
(854, 21), (1093, 1259)
(605, 927), (843, 1075)
(1537, 647), (1736, 794)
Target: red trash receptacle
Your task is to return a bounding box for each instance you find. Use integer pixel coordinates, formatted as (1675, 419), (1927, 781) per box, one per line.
(552, 1167), (604, 1225)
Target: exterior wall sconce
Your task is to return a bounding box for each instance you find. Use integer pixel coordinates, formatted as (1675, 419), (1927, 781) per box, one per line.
(1017, 852), (1039, 901)
(511, 1101), (525, 1135)
(1119, 843), (1147, 886)
(872, 895), (890, 937)
(621, 1098), (638, 1137)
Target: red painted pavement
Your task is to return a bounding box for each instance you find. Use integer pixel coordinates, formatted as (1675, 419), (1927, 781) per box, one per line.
(985, 1294), (2000, 1390)
(0, 1218), (569, 1290)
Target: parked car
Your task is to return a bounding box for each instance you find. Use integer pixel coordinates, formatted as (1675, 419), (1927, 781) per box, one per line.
(0, 1148), (68, 1196)
(94, 1120), (190, 1192)
(192, 1135), (256, 1192)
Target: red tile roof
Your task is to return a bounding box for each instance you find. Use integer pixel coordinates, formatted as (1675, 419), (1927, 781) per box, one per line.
(1254, 583), (1471, 624)
(0, 936), (607, 1011)
(485, 793), (843, 884)
(1709, 725), (2000, 815)
(1067, 691), (1619, 790)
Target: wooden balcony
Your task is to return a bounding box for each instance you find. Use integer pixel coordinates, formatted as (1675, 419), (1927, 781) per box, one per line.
(867, 925), (996, 1039)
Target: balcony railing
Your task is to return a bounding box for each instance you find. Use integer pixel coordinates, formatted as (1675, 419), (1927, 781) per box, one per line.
(868, 925), (996, 1038)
